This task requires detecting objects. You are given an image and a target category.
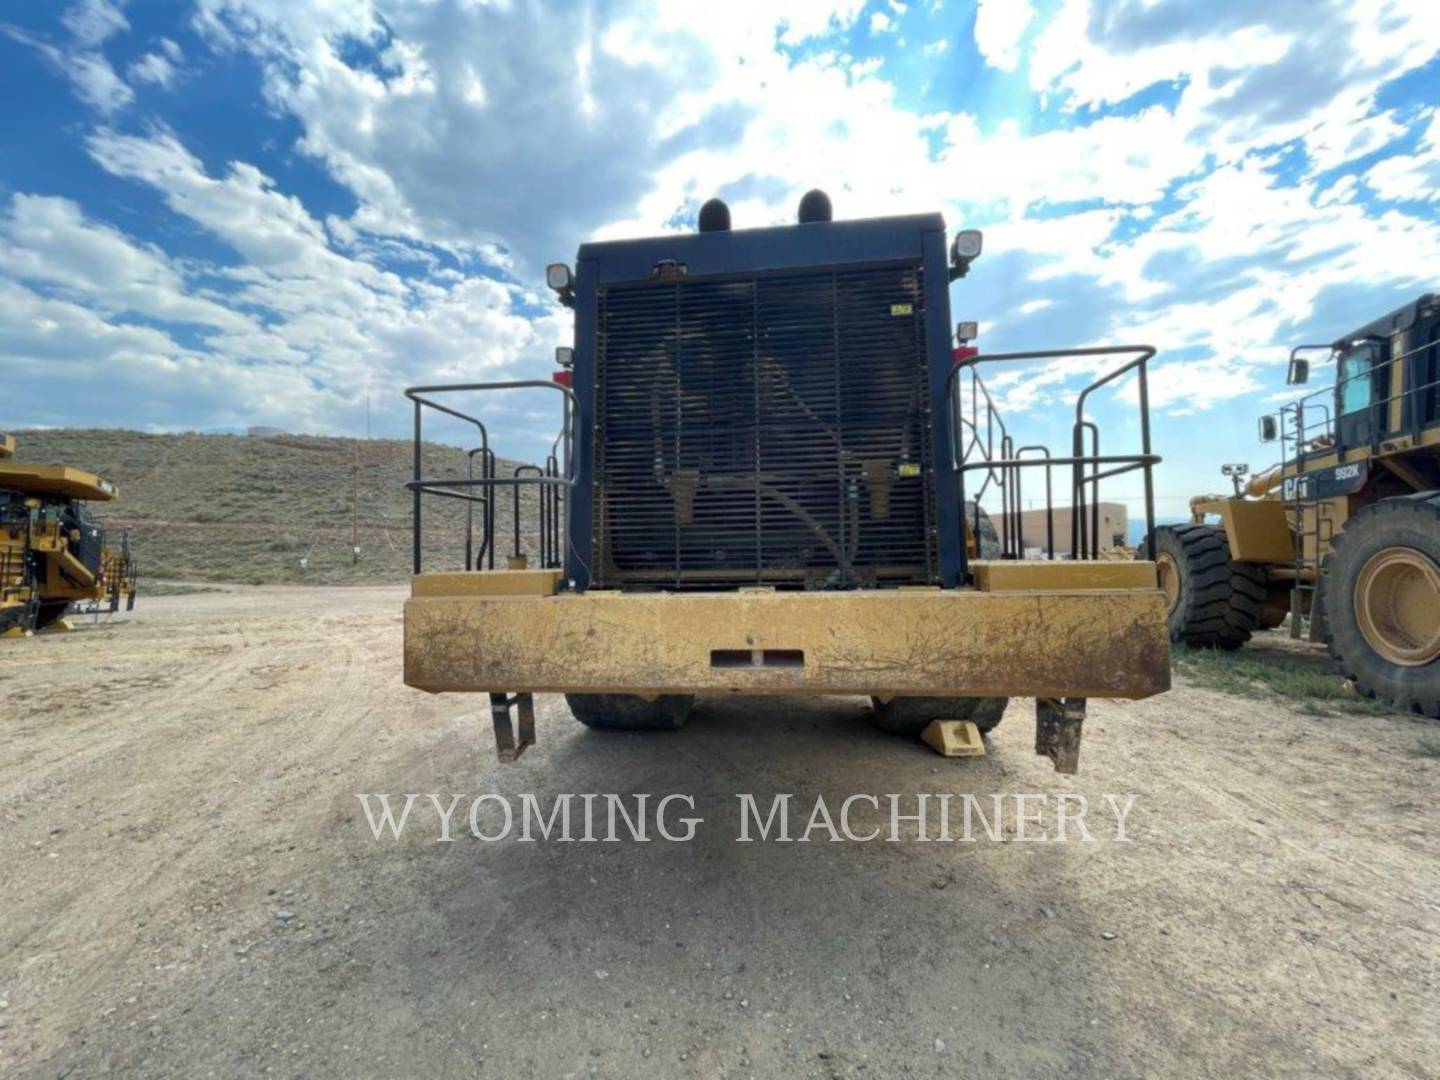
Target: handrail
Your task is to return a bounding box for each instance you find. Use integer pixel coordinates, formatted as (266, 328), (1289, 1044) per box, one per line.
(464, 446), (495, 570)
(404, 381), (577, 575)
(1281, 336), (1440, 453)
(944, 345), (1159, 582)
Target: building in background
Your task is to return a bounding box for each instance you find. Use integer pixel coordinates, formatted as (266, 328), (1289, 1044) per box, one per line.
(1018, 502), (1128, 556)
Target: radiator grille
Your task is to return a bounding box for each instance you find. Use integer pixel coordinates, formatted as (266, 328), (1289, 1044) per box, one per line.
(593, 262), (934, 589)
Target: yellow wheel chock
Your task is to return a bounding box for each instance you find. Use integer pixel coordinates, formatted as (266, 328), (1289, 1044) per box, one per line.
(920, 719), (986, 758)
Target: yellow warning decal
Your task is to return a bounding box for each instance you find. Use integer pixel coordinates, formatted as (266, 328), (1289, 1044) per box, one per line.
(897, 462), (921, 477)
(890, 302), (914, 316)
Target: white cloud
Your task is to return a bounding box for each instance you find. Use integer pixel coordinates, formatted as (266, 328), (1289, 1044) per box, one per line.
(190, 0), (887, 271)
(0, 193), (254, 334)
(0, 123), (571, 440)
(1029, 0), (1438, 176)
(60, 0), (128, 47)
(1365, 112), (1440, 202)
(775, 0), (868, 46)
(1, 23), (134, 114)
(973, 0), (1034, 72)
(67, 50), (134, 112)
(5, 0), (1439, 447)
(62, 0), (136, 112)
(128, 49), (180, 88)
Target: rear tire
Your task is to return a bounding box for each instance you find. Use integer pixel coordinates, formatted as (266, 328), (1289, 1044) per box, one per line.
(964, 502), (1000, 559)
(565, 693), (694, 731)
(32, 601), (70, 632)
(869, 695), (1008, 737)
(1322, 493), (1440, 718)
(1146, 524), (1265, 650)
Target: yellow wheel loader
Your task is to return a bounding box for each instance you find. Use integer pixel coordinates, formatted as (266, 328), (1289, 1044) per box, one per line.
(0, 432), (137, 636)
(1148, 294), (1440, 716)
(402, 193), (1172, 772)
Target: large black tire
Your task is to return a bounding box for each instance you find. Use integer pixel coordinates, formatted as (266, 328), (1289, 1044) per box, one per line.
(1322, 493), (1440, 718)
(565, 693), (695, 731)
(869, 695), (1008, 737)
(1146, 524), (1265, 650)
(0, 603), (30, 635)
(964, 501), (1000, 559)
(32, 600), (70, 632)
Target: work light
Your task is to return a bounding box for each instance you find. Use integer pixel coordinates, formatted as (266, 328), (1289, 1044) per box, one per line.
(953, 230), (983, 259)
(546, 263), (573, 290)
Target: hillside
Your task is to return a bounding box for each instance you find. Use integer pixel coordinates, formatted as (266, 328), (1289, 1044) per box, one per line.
(11, 429), (543, 586)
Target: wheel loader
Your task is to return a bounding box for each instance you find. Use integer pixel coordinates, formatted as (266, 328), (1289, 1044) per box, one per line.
(0, 432), (137, 636)
(1148, 293), (1440, 716)
(402, 191), (1171, 773)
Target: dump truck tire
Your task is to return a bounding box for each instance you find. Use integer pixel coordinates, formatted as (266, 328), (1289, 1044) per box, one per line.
(1322, 492), (1440, 718)
(0, 604), (29, 635)
(32, 600), (70, 632)
(1147, 524), (1265, 650)
(869, 695), (1008, 737)
(565, 693), (695, 731)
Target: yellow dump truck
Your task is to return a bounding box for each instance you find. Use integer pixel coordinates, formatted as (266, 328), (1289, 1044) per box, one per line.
(1, 432), (137, 636)
(1149, 294), (1440, 716)
(402, 193), (1171, 772)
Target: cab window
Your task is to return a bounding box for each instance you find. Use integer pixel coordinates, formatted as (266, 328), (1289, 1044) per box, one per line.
(1338, 344), (1377, 415)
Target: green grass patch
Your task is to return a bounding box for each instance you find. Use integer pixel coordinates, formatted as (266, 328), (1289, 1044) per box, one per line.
(1171, 646), (1399, 717)
(1410, 738), (1440, 759)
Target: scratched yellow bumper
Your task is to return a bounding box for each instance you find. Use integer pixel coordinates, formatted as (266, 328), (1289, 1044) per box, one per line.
(403, 566), (1171, 700)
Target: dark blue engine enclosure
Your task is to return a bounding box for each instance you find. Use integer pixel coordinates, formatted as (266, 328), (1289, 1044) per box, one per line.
(564, 212), (966, 590)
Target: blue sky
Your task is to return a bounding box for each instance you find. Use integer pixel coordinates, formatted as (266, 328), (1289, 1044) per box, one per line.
(2, 0), (1437, 521)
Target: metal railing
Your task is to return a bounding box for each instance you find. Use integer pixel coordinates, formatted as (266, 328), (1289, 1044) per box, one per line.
(405, 381), (577, 575)
(945, 346), (1160, 583)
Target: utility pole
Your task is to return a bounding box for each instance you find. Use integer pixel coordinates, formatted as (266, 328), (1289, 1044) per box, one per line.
(351, 442), (360, 565)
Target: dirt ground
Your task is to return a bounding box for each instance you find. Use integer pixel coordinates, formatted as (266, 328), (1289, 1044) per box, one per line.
(2, 587), (1437, 1079)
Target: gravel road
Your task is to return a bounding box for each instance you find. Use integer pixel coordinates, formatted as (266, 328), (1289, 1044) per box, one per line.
(2, 586), (1436, 1078)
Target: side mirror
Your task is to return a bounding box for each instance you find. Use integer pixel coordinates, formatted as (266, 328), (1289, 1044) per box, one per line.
(1286, 356), (1310, 385)
(1258, 415), (1279, 443)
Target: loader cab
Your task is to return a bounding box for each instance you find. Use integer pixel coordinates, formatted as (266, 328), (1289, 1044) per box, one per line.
(1282, 296), (1440, 459)
(1334, 337), (1388, 449)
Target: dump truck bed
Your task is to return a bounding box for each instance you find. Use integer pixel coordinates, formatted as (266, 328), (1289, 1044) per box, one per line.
(0, 461), (116, 500)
